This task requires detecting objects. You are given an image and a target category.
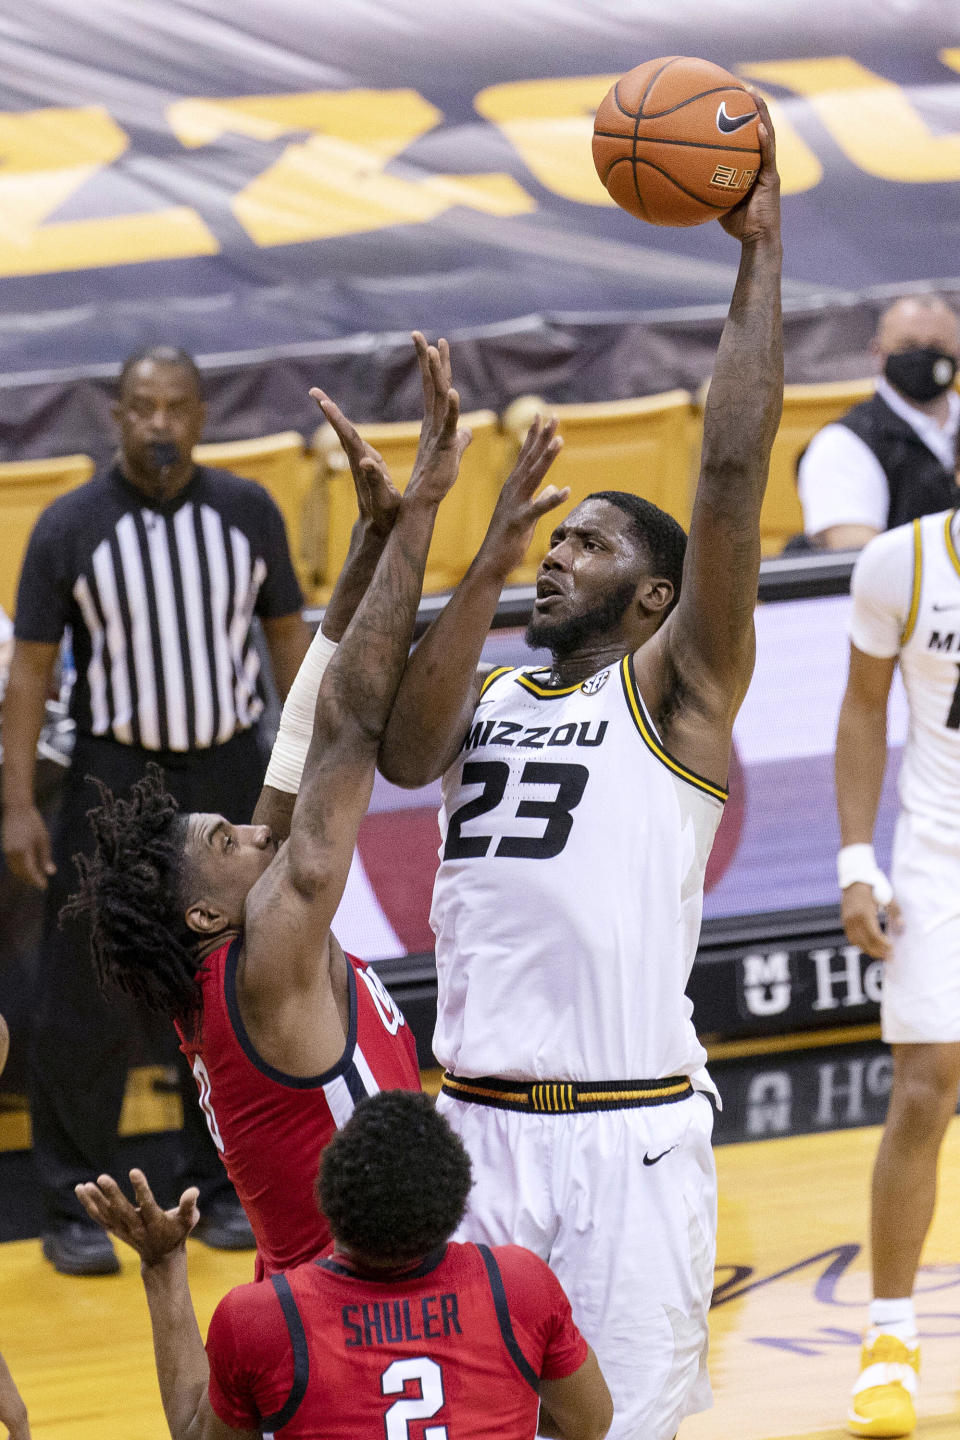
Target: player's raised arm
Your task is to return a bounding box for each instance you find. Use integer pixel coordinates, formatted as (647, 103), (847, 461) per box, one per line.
(241, 336), (470, 989)
(378, 417), (566, 787)
(76, 1169), (253, 1440)
(646, 94), (782, 774)
(251, 433), (401, 843)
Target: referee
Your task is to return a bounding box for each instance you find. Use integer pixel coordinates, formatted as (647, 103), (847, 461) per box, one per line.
(1, 346), (311, 1275)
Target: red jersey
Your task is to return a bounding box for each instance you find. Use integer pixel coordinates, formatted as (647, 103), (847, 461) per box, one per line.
(176, 937), (421, 1276)
(206, 1241), (588, 1439)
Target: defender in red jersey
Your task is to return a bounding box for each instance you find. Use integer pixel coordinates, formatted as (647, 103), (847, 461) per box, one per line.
(63, 335), (497, 1273)
(178, 937), (418, 1275)
(78, 1092), (611, 1440)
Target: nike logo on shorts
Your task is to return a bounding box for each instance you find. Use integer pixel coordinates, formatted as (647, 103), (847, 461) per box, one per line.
(716, 101), (757, 134)
(643, 1145), (678, 1166)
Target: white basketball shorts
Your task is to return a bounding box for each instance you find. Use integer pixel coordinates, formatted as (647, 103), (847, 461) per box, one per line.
(883, 810), (960, 1044)
(436, 1087), (717, 1440)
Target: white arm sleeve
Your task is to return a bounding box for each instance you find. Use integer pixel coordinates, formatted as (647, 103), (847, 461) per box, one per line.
(797, 423), (890, 537)
(262, 628), (338, 794)
(847, 526), (914, 659)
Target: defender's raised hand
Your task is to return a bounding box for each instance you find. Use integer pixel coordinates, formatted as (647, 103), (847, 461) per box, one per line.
(719, 92), (780, 245)
(405, 332), (472, 506)
(479, 416), (567, 577)
(310, 390), (402, 540)
(75, 1168), (199, 1269)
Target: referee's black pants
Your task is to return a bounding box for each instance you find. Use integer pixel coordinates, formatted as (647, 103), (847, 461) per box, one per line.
(30, 726), (267, 1229)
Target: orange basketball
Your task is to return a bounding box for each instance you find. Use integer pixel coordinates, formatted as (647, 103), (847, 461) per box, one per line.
(592, 56), (761, 227)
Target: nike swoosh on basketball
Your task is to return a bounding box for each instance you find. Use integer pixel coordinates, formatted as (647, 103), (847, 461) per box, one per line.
(643, 1146), (678, 1166)
(716, 101), (757, 134)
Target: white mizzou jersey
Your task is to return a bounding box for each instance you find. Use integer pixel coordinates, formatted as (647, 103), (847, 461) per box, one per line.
(850, 508), (960, 828)
(430, 656), (726, 1082)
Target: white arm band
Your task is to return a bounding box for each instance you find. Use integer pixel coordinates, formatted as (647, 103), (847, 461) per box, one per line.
(263, 628), (339, 794)
(837, 843), (894, 907)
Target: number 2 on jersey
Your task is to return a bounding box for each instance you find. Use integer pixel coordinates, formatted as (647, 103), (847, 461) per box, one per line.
(382, 1356), (448, 1439)
(444, 760), (589, 861)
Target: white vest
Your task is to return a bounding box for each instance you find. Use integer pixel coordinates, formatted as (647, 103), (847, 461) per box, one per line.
(430, 656), (725, 1082)
(897, 510), (960, 826)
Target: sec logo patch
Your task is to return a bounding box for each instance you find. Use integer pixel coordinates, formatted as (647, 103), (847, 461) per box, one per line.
(581, 670), (609, 695)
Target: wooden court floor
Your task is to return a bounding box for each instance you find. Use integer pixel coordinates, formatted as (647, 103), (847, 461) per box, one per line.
(2, 1091), (960, 1437)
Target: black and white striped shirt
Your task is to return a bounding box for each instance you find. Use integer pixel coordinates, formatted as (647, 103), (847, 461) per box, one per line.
(15, 464), (302, 752)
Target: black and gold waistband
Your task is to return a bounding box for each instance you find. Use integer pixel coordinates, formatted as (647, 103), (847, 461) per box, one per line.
(441, 1072), (693, 1115)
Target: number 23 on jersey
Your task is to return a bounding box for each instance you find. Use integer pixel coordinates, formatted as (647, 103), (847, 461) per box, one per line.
(444, 760), (589, 862)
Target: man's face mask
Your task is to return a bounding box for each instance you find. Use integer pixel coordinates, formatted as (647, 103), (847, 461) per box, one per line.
(884, 346), (958, 403)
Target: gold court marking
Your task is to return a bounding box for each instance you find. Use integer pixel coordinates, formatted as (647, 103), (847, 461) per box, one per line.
(704, 1022), (881, 1062)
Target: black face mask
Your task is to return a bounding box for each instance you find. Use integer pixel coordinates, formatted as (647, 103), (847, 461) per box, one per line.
(884, 347), (958, 403)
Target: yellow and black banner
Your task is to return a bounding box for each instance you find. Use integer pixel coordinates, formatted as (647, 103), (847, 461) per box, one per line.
(2, 1), (960, 453)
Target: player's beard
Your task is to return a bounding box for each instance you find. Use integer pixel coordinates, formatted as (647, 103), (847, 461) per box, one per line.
(525, 579), (636, 658)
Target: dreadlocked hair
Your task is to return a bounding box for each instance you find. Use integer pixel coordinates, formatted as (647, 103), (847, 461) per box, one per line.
(60, 763), (201, 1021)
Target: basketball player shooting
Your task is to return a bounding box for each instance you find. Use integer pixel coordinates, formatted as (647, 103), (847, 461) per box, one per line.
(378, 97), (783, 1440)
(61, 336), (479, 1278)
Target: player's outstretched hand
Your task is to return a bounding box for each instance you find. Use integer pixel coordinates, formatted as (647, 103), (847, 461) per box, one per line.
(841, 882), (903, 962)
(718, 92), (780, 246)
(478, 415), (567, 578)
(309, 390), (402, 540)
(75, 1168), (199, 1269)
(405, 332), (472, 506)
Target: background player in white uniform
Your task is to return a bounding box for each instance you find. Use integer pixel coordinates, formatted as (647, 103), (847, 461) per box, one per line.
(378, 101), (783, 1440)
(836, 500), (960, 1437)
